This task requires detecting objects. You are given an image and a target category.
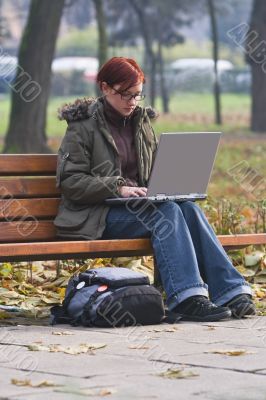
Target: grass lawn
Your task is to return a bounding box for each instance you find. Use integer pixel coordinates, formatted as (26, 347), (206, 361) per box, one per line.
(0, 92), (264, 204)
(0, 92), (253, 138)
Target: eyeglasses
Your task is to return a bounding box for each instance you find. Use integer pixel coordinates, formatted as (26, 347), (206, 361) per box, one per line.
(111, 87), (145, 102)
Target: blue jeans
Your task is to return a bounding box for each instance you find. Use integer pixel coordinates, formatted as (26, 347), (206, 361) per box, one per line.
(101, 201), (251, 310)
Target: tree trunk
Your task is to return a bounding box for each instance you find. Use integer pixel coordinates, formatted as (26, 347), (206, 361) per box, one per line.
(248, 0), (266, 132)
(149, 55), (157, 108)
(92, 0), (108, 96)
(130, 0), (157, 107)
(3, 0), (65, 154)
(207, 0), (222, 125)
(157, 39), (169, 113)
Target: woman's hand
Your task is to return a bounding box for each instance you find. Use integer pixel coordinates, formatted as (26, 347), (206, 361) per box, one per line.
(118, 186), (147, 198)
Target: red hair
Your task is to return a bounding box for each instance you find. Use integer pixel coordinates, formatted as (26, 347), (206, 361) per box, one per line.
(97, 57), (145, 91)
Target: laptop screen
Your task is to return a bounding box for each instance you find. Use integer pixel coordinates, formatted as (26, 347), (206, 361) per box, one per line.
(147, 132), (221, 197)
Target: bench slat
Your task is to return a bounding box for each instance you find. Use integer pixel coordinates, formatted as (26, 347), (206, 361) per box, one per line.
(0, 178), (60, 198)
(0, 239), (154, 261)
(0, 154), (57, 175)
(0, 233), (265, 261)
(0, 198), (60, 220)
(218, 233), (266, 247)
(0, 220), (56, 242)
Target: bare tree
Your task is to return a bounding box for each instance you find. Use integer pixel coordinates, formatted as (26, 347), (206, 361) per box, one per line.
(3, 0), (65, 153)
(108, 0), (201, 111)
(207, 0), (222, 125)
(92, 0), (108, 96)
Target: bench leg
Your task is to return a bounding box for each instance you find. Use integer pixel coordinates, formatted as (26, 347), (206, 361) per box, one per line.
(56, 260), (61, 278)
(153, 256), (162, 288)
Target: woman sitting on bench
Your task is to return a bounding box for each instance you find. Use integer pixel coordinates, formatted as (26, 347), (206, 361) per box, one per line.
(55, 56), (256, 321)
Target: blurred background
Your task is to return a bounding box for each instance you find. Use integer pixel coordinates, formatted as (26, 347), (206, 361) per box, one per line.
(0, 0), (265, 234)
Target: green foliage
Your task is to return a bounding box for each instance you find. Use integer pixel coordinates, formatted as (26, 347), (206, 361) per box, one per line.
(56, 26), (98, 57)
(162, 39), (245, 67)
(201, 198), (266, 235)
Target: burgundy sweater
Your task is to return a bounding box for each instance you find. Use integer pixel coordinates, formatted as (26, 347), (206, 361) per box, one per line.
(104, 99), (139, 186)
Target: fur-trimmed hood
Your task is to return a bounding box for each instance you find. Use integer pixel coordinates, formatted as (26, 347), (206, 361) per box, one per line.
(58, 97), (159, 123)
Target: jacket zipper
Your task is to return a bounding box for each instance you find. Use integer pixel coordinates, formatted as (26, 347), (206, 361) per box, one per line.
(56, 152), (69, 188)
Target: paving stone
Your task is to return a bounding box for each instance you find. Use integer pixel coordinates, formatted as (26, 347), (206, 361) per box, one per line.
(0, 318), (265, 399)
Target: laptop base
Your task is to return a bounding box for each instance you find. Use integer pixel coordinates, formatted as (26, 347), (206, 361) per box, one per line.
(105, 194), (207, 206)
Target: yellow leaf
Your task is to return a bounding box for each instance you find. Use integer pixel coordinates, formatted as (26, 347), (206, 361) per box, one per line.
(0, 263), (13, 278)
(206, 349), (256, 356)
(148, 327), (178, 333)
(52, 331), (74, 336)
(55, 386), (116, 396)
(11, 378), (31, 387)
(28, 343), (106, 355)
(57, 287), (66, 298)
(159, 368), (199, 379)
(34, 381), (58, 388)
(11, 378), (58, 388)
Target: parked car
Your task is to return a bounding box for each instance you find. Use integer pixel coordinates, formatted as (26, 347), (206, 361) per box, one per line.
(167, 58), (234, 93)
(52, 56), (98, 76)
(0, 56), (17, 92)
(51, 57), (99, 96)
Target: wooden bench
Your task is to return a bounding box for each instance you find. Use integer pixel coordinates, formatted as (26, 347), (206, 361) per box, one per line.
(0, 154), (265, 282)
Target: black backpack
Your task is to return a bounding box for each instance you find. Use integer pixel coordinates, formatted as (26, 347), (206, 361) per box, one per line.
(50, 267), (180, 327)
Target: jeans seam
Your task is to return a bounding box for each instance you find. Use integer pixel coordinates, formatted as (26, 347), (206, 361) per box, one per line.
(154, 233), (179, 295)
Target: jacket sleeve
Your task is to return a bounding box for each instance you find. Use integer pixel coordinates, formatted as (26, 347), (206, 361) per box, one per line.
(56, 121), (125, 205)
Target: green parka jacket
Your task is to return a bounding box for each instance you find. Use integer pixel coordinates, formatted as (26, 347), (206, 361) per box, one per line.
(54, 97), (158, 240)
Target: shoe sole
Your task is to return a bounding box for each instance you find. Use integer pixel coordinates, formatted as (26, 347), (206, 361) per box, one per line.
(180, 310), (232, 322)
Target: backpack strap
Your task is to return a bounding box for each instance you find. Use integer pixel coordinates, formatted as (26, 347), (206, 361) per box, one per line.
(80, 289), (109, 326)
(162, 309), (182, 324)
(50, 284), (83, 325)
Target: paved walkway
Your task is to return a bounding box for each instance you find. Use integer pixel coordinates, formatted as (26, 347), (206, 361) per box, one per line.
(0, 317), (266, 400)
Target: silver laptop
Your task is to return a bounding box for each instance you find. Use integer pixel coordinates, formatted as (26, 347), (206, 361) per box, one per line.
(105, 132), (221, 205)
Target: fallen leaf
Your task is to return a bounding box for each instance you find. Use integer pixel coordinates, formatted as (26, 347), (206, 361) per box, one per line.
(57, 287), (66, 298)
(158, 368), (199, 379)
(0, 263), (13, 278)
(11, 378), (58, 388)
(54, 386), (116, 396)
(52, 331), (74, 336)
(205, 349), (256, 356)
(28, 344), (50, 352)
(245, 252), (264, 267)
(27, 343), (106, 355)
(148, 327), (178, 333)
(128, 344), (150, 349)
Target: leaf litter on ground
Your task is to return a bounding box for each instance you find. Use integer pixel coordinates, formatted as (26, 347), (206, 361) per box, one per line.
(11, 378), (59, 388)
(27, 342), (107, 355)
(0, 249), (265, 324)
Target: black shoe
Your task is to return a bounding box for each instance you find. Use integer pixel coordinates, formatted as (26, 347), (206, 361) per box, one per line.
(222, 294), (256, 318)
(172, 295), (231, 322)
